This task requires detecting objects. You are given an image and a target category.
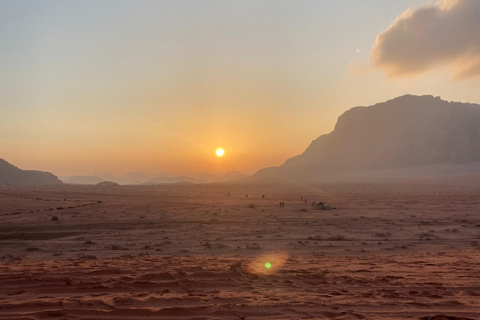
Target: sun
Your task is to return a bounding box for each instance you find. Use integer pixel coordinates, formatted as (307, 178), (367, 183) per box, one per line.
(215, 148), (225, 157)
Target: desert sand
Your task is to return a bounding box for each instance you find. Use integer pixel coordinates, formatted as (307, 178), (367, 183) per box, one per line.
(0, 182), (479, 320)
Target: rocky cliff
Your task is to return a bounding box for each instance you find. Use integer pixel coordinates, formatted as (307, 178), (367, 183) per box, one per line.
(252, 95), (480, 182)
(0, 159), (63, 186)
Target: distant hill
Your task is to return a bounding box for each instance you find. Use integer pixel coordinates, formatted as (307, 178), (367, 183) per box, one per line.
(64, 175), (104, 185)
(251, 95), (480, 182)
(61, 171), (249, 185)
(145, 175), (197, 185)
(0, 159), (63, 186)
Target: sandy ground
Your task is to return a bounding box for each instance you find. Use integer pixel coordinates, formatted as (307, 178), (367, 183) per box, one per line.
(0, 183), (479, 320)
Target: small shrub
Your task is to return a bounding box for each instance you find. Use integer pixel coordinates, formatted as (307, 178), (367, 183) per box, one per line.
(246, 243), (261, 250)
(107, 244), (124, 250)
(248, 204), (256, 209)
(51, 216), (59, 221)
(78, 254), (97, 260)
(327, 235), (347, 241)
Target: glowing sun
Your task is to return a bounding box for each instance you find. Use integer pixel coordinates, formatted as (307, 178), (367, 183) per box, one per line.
(215, 148), (225, 157)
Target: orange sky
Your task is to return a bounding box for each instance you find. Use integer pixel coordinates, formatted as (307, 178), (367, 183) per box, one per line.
(2, 0), (480, 176)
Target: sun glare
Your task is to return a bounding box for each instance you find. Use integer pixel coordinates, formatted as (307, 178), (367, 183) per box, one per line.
(215, 148), (225, 157)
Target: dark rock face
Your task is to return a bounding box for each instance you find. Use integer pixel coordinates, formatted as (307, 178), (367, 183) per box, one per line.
(252, 95), (480, 182)
(0, 159), (63, 186)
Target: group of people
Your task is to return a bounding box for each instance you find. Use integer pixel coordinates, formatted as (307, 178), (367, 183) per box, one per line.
(278, 195), (311, 208)
(225, 192), (317, 208)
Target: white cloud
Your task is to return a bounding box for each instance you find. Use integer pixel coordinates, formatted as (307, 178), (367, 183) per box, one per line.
(371, 0), (480, 80)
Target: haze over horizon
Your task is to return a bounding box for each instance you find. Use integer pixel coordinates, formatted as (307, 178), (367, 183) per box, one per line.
(2, 0), (480, 177)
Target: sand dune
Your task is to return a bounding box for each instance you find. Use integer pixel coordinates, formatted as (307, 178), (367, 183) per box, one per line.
(1, 183), (479, 319)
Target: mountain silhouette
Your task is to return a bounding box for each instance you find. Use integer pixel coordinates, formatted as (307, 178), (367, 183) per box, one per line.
(251, 95), (480, 182)
(0, 159), (63, 185)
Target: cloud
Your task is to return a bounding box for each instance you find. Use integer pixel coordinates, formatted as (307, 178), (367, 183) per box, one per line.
(371, 0), (480, 80)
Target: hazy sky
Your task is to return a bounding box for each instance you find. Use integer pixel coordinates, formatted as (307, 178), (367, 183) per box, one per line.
(2, 0), (480, 176)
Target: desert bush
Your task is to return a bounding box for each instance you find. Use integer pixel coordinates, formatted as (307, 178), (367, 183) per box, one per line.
(246, 243), (261, 250)
(78, 254), (97, 260)
(327, 235), (347, 241)
(107, 244), (125, 250)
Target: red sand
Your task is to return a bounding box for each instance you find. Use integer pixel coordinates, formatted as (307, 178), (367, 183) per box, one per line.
(0, 183), (479, 319)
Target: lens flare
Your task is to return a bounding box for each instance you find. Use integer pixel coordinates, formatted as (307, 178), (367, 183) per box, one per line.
(246, 251), (289, 275)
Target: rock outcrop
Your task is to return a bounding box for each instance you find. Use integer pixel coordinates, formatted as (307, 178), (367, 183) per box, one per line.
(0, 159), (63, 186)
(251, 95), (480, 182)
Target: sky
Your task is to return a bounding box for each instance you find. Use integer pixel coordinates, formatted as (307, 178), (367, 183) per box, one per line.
(1, 0), (480, 176)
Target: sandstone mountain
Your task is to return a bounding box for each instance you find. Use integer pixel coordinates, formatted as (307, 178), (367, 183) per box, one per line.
(252, 95), (480, 182)
(0, 159), (63, 186)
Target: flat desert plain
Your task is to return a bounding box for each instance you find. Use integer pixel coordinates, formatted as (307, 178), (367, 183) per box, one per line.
(0, 182), (479, 320)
